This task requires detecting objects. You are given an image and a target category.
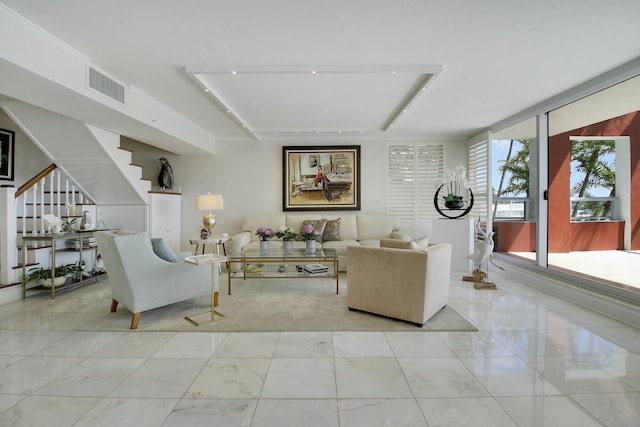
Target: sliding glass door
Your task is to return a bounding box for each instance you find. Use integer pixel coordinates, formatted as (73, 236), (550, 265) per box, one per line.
(546, 75), (640, 292)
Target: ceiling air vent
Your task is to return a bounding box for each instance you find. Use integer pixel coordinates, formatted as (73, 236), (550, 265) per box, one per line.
(88, 67), (125, 104)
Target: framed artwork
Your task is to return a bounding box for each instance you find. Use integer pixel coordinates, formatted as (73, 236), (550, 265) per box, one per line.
(283, 145), (361, 211)
(0, 128), (15, 181)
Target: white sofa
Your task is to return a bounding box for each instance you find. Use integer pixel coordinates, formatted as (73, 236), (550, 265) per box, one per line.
(228, 214), (410, 271)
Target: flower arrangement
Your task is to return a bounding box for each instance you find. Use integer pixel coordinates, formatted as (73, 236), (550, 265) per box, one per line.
(276, 226), (298, 241)
(255, 227), (276, 241)
(300, 224), (320, 241)
(442, 164), (470, 202)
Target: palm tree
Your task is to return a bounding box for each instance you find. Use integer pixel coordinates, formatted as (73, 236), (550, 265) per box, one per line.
(570, 140), (615, 218)
(497, 139), (530, 196)
(493, 139), (530, 221)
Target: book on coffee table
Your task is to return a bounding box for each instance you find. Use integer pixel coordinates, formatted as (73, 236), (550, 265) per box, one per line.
(303, 263), (329, 274)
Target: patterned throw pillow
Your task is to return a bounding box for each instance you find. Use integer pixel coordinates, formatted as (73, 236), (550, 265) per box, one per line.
(322, 217), (342, 241)
(299, 219), (327, 242)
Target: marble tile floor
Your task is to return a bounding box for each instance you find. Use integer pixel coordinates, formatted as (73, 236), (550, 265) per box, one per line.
(0, 268), (639, 426)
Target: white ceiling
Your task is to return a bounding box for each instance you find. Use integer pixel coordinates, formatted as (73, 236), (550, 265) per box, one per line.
(1, 0), (640, 150)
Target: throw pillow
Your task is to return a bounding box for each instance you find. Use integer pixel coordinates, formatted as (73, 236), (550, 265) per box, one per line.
(380, 239), (412, 249)
(409, 235), (429, 250)
(151, 238), (179, 262)
(299, 219), (327, 242)
(322, 217), (342, 241)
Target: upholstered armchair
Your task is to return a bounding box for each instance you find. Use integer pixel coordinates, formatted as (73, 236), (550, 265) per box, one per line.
(94, 230), (212, 329)
(346, 241), (452, 326)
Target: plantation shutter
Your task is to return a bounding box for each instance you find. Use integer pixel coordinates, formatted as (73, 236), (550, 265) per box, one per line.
(387, 144), (444, 227)
(468, 139), (489, 227)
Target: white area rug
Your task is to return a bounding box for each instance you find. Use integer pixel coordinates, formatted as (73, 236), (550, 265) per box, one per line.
(88, 276), (478, 332)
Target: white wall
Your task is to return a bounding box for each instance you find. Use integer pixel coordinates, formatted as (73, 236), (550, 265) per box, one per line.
(0, 110), (50, 185)
(177, 140), (467, 251)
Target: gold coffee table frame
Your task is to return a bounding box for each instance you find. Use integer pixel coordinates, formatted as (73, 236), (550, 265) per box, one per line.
(228, 247), (339, 295)
(184, 254), (228, 326)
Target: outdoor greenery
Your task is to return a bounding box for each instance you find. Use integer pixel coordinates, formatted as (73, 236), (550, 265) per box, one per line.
(494, 138), (615, 219)
(570, 139), (615, 218)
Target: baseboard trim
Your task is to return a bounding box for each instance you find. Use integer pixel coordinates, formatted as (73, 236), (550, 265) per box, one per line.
(495, 258), (640, 329)
(0, 285), (22, 305)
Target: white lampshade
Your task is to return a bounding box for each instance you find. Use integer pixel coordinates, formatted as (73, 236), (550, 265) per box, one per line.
(196, 193), (223, 211)
(196, 193), (223, 232)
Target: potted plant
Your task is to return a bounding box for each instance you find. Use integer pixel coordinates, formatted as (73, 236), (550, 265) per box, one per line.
(22, 263), (82, 288)
(276, 226), (298, 254)
(442, 164), (470, 210)
(300, 224), (320, 253)
(443, 193), (464, 209)
(255, 227), (276, 253)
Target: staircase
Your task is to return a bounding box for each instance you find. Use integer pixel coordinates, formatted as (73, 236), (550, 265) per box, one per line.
(0, 100), (152, 296)
(15, 164), (97, 277)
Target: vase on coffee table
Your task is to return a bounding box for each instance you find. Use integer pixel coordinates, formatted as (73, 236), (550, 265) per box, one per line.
(305, 239), (316, 254)
(283, 240), (293, 254)
(260, 240), (269, 254)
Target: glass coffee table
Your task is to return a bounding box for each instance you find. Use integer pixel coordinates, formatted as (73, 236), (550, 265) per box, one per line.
(228, 247), (339, 294)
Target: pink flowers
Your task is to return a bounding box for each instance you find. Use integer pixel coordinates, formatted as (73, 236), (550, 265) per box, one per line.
(255, 227), (276, 241)
(301, 224), (319, 241)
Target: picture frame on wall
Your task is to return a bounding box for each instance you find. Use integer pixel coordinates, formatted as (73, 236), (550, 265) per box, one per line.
(283, 145), (361, 211)
(0, 128), (15, 181)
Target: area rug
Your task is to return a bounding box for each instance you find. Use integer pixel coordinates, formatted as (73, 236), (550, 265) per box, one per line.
(87, 277), (478, 332)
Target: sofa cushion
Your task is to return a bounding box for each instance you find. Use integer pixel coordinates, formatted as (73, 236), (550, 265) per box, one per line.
(358, 238), (383, 247)
(151, 238), (179, 263)
(298, 219), (327, 242)
(356, 215), (399, 240)
(322, 239), (359, 251)
(327, 214), (357, 240)
(380, 238), (413, 249)
(322, 217), (342, 241)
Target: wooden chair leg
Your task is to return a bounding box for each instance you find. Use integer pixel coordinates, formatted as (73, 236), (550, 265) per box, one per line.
(110, 299), (119, 313)
(130, 312), (141, 330)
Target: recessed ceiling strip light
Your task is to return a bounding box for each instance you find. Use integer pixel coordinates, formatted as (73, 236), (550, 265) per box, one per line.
(188, 72), (258, 140)
(382, 73), (437, 131)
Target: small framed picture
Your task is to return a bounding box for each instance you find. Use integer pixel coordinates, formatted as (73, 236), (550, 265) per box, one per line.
(0, 128), (15, 181)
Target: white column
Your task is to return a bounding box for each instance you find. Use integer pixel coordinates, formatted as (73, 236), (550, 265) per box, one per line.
(0, 186), (18, 285)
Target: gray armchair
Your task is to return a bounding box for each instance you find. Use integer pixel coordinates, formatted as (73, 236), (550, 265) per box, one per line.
(94, 230), (212, 329)
(346, 242), (452, 326)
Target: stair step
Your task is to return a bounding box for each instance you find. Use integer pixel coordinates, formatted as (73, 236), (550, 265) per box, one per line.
(12, 262), (39, 270)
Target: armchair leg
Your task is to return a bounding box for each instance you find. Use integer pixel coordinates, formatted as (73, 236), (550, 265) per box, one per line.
(110, 299), (119, 313)
(130, 312), (141, 330)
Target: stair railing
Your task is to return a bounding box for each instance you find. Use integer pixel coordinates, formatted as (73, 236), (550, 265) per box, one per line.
(16, 164), (95, 237)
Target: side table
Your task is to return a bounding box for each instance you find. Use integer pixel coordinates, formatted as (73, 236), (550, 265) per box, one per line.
(184, 253), (228, 326)
(189, 235), (230, 272)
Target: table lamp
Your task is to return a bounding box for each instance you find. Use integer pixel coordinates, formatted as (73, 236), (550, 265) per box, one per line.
(196, 193), (223, 236)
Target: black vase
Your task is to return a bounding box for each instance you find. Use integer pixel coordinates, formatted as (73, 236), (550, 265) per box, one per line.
(445, 200), (464, 210)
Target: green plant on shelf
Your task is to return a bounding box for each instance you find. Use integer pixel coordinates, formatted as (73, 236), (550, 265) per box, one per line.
(22, 263), (82, 285)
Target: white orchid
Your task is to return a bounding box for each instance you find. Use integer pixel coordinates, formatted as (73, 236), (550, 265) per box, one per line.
(442, 164), (470, 201)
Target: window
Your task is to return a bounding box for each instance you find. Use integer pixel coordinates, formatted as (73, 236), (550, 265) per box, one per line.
(468, 139), (489, 225)
(387, 144), (444, 230)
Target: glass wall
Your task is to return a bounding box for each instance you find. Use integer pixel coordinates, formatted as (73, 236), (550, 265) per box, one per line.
(546, 75), (640, 292)
(491, 117), (538, 264)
